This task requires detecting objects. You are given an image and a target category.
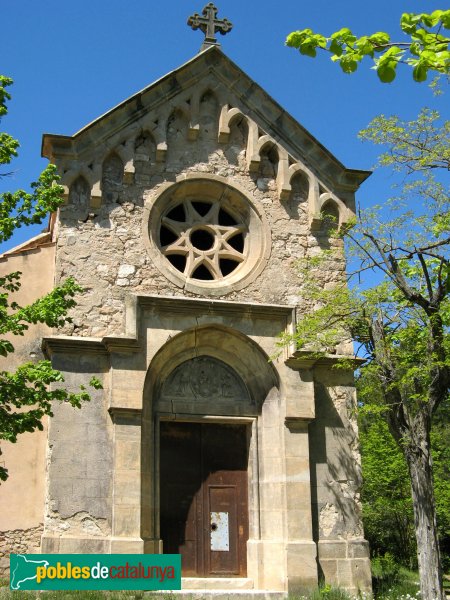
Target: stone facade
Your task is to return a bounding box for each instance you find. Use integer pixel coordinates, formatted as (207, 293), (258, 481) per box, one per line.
(0, 45), (371, 595)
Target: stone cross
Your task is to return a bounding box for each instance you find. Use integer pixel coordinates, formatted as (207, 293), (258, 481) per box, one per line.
(187, 3), (233, 51)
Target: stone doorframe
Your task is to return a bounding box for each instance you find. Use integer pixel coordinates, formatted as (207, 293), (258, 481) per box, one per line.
(156, 415), (257, 577)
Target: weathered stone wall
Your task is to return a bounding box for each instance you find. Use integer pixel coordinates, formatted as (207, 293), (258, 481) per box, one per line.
(56, 125), (345, 338)
(0, 525), (43, 578)
(39, 50), (370, 592)
(42, 352), (112, 554)
(309, 367), (371, 592)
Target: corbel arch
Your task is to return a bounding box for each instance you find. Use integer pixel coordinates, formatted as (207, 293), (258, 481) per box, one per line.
(67, 174), (91, 207)
(169, 102), (199, 141)
(134, 130), (157, 162)
(101, 151), (124, 201)
(107, 138), (135, 180)
(286, 163), (319, 215)
(61, 165), (97, 190)
(218, 105), (247, 143)
(61, 166), (101, 206)
(141, 113), (168, 162)
(318, 192), (349, 230)
(198, 89), (220, 141)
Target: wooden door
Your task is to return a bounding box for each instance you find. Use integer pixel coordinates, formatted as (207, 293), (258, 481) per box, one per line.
(160, 422), (249, 577)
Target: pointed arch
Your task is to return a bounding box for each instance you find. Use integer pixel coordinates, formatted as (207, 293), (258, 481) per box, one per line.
(134, 130), (156, 163)
(101, 152), (124, 201)
(199, 89), (219, 141)
(319, 192), (349, 230)
(286, 163), (320, 224)
(256, 138), (279, 178)
(68, 175), (91, 206)
(166, 108), (190, 165)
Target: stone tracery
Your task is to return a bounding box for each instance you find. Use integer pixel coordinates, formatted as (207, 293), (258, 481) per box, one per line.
(159, 199), (246, 280)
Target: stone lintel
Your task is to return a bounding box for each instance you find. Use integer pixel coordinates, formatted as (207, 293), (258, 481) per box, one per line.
(42, 335), (108, 357)
(42, 334), (142, 357)
(286, 351), (365, 371)
(108, 407), (142, 423)
(139, 293), (295, 324)
(285, 417), (314, 428)
(159, 413), (255, 424)
(102, 336), (142, 353)
(43, 296), (293, 362)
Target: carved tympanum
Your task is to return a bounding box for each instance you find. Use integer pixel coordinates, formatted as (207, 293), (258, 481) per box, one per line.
(158, 356), (254, 416)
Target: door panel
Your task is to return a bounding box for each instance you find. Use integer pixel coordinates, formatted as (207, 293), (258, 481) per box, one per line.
(160, 422), (248, 577)
(160, 423), (201, 576)
(208, 486), (239, 574)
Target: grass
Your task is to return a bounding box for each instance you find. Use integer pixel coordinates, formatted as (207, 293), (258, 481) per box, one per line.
(371, 563), (420, 600)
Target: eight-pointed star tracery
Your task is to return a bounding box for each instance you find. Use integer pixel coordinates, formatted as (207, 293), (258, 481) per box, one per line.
(159, 200), (247, 280)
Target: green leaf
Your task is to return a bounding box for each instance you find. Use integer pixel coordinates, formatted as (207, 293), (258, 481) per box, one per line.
(369, 31), (391, 47)
(409, 41), (422, 57)
(439, 9), (450, 29)
(340, 54), (359, 74)
(329, 38), (343, 56)
(413, 63), (428, 82)
(377, 63), (397, 82)
(356, 36), (375, 57)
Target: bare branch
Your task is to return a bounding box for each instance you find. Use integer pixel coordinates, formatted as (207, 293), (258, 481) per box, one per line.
(417, 252), (433, 301)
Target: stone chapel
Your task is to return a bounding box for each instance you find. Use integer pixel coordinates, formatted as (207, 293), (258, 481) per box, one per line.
(0, 5), (372, 596)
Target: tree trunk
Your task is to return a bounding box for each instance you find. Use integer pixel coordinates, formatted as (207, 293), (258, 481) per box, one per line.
(404, 430), (444, 600)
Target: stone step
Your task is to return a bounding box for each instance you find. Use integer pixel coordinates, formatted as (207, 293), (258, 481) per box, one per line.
(151, 577), (286, 599)
(182, 578), (254, 590)
(152, 592), (286, 600)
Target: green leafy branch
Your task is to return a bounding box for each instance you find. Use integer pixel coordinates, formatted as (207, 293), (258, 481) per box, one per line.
(0, 276), (83, 347)
(0, 75), (100, 482)
(286, 10), (450, 82)
(0, 75), (64, 240)
(0, 362), (102, 481)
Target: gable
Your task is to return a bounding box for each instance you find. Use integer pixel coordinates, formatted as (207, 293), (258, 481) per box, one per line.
(42, 46), (370, 231)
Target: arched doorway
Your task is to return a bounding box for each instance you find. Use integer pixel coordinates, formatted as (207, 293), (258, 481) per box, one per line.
(157, 355), (254, 577)
(141, 324), (281, 585)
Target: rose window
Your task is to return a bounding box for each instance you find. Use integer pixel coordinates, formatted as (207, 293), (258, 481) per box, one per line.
(159, 200), (246, 281)
(145, 176), (270, 295)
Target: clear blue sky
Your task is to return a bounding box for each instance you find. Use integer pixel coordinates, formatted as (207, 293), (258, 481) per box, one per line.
(1, 0), (446, 253)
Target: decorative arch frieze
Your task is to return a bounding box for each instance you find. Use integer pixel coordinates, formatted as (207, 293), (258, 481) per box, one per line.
(54, 97), (355, 229)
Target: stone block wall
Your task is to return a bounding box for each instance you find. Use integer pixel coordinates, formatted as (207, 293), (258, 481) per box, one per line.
(0, 525), (43, 579)
(49, 62), (351, 340)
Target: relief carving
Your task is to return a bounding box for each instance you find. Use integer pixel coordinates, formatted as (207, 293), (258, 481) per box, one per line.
(159, 356), (253, 415)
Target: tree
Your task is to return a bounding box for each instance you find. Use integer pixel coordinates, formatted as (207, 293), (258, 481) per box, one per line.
(286, 9), (450, 82)
(358, 389), (416, 568)
(279, 109), (449, 600)
(0, 76), (100, 482)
